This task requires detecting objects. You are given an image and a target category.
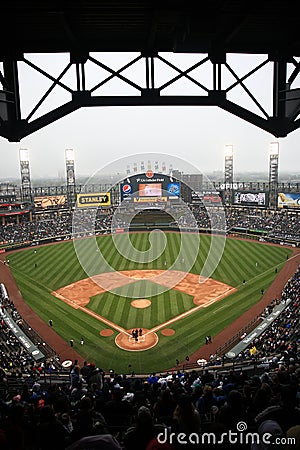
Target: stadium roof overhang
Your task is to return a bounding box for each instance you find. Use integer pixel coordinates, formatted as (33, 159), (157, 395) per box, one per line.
(1, 1), (300, 141)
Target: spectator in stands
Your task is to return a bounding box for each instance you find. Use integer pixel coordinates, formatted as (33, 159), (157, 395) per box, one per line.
(196, 385), (216, 419)
(218, 390), (247, 431)
(80, 361), (90, 379)
(124, 406), (163, 450)
(70, 365), (81, 390)
(103, 386), (133, 432)
(250, 383), (273, 417)
(86, 363), (103, 390)
(153, 388), (176, 425)
(35, 404), (70, 450)
(71, 396), (108, 442)
(172, 394), (201, 436)
(70, 379), (88, 405)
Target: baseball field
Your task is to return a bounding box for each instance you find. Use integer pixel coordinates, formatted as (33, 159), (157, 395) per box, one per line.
(8, 232), (291, 373)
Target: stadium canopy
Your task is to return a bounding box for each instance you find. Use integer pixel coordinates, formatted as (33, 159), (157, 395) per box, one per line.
(1, 0), (300, 141)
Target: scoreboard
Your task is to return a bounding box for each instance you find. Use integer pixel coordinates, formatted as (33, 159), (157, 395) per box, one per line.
(120, 171), (181, 204)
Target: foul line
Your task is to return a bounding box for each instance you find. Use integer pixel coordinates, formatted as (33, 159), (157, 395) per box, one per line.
(52, 291), (130, 336)
(146, 286), (235, 336)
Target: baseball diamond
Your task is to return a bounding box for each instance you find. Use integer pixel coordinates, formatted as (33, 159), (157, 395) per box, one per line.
(5, 232), (292, 373)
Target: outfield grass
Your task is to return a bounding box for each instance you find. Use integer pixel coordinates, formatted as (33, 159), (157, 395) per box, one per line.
(8, 233), (292, 373)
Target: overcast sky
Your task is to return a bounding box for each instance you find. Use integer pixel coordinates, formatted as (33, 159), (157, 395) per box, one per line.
(0, 52), (299, 181)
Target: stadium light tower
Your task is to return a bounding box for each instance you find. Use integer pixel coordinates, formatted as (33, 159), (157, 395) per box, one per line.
(65, 148), (76, 209)
(269, 142), (279, 208)
(224, 144), (234, 205)
(19, 148), (32, 203)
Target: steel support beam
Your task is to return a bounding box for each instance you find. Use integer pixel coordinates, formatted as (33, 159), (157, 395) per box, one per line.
(1, 53), (300, 141)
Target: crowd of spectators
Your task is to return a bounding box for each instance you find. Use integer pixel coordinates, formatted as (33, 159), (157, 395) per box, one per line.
(1, 292), (38, 375)
(0, 209), (113, 246)
(225, 208), (300, 243)
(0, 263), (299, 448)
(0, 351), (299, 449)
(234, 265), (300, 365)
(203, 264), (299, 370)
(0, 287), (59, 384)
(0, 201), (299, 447)
(0, 206), (299, 248)
(0, 212), (73, 246)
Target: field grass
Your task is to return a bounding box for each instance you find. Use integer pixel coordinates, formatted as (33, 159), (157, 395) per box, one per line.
(8, 232), (292, 373)
(87, 280), (195, 330)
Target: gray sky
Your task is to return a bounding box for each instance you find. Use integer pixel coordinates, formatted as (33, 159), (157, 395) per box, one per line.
(0, 53), (299, 180)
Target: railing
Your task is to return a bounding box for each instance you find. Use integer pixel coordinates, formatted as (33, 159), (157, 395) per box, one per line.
(214, 316), (262, 356)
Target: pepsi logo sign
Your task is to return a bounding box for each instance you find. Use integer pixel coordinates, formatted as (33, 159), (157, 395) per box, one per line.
(122, 184), (132, 194)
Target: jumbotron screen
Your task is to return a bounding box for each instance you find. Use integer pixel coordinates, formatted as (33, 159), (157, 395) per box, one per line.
(120, 172), (181, 203)
(138, 183), (162, 197)
(233, 191), (267, 206)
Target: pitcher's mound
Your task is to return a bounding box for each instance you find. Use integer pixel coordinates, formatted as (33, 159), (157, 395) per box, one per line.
(115, 328), (158, 351)
(131, 299), (151, 308)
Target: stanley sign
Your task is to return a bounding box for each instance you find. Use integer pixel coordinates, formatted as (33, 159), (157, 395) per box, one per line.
(77, 193), (111, 208)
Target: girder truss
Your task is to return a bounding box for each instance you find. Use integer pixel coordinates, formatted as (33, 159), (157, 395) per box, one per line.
(1, 52), (300, 141)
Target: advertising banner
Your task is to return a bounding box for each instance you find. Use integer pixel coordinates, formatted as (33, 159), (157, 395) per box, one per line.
(233, 191), (267, 206)
(278, 192), (300, 209)
(34, 195), (67, 209)
(133, 197), (168, 203)
(0, 309), (45, 361)
(76, 193), (111, 208)
(203, 191), (223, 206)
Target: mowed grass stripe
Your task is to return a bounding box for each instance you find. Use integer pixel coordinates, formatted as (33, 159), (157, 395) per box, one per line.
(136, 308), (145, 328)
(112, 234), (131, 267)
(160, 289), (170, 323)
(224, 241), (253, 280)
(135, 233), (150, 265)
(167, 233), (178, 267)
(106, 295), (121, 323)
(228, 240), (267, 275)
(51, 255), (82, 289)
(89, 293), (131, 329)
(232, 239), (286, 270)
(216, 240), (252, 284)
(102, 240), (120, 270)
(191, 235), (210, 274)
(112, 297), (127, 325)
(152, 232), (160, 270)
(118, 297), (131, 329)
(142, 301), (152, 328)
(126, 306), (138, 329)
(215, 245), (246, 286)
(99, 235), (119, 269)
(42, 245), (86, 289)
(97, 235), (113, 261)
(120, 233), (148, 267)
(170, 291), (180, 317)
(39, 244), (79, 285)
(241, 241), (280, 267)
